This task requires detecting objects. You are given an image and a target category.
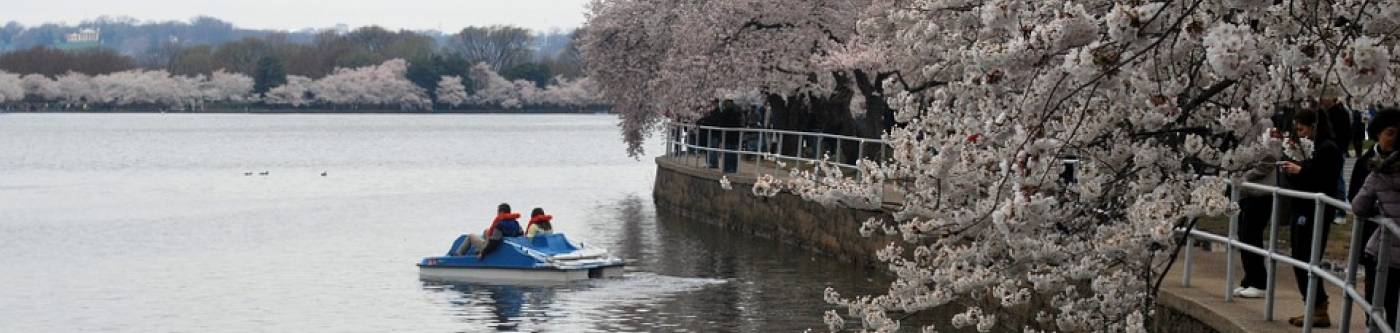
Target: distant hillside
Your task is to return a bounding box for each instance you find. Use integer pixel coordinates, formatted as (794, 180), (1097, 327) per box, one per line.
(0, 17), (319, 64)
(0, 16), (576, 68)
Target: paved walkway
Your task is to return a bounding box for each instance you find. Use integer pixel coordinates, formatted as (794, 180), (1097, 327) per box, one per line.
(1162, 246), (1371, 333)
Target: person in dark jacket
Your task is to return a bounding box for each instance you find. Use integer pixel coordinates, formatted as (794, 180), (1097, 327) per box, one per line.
(1281, 107), (1346, 327)
(478, 203), (524, 259)
(1350, 108), (1400, 329)
(1323, 100), (1354, 224)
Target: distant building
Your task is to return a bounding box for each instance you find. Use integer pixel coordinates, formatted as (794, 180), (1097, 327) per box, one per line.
(55, 28), (102, 50)
(66, 28), (100, 43)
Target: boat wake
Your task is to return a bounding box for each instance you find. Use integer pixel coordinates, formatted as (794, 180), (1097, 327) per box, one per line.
(578, 271), (728, 297)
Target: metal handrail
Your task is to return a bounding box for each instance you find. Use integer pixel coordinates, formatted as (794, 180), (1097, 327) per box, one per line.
(687, 123), (885, 145)
(1181, 178), (1400, 333)
(663, 122), (889, 172)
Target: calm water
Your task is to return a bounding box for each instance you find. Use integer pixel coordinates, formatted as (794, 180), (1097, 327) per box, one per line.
(0, 114), (881, 332)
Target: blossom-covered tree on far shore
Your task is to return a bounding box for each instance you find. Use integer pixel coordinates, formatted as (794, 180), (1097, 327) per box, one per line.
(3, 59), (602, 112)
(200, 70), (255, 104)
(263, 75), (313, 107)
(467, 62), (529, 109)
(0, 71), (22, 103)
(5, 69), (254, 110)
(583, 0), (1400, 331)
(309, 59), (431, 110)
(20, 74), (60, 101)
(435, 75), (469, 107)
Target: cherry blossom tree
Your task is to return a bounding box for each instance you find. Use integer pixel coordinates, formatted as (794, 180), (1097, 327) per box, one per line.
(200, 70), (255, 104)
(309, 59), (431, 110)
(435, 75), (469, 107)
(582, 0), (880, 155)
(263, 75), (314, 107)
(87, 70), (200, 108)
(54, 72), (95, 107)
(539, 76), (601, 109)
(464, 62), (603, 110)
(20, 74), (60, 101)
(466, 62), (528, 109)
(0, 71), (23, 103)
(586, 0), (1400, 331)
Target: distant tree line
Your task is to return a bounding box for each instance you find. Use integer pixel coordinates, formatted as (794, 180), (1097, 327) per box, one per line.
(0, 17), (589, 111)
(0, 58), (600, 112)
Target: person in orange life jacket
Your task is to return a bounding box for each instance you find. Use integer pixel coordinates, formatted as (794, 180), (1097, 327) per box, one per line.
(526, 208), (554, 237)
(476, 203), (524, 259)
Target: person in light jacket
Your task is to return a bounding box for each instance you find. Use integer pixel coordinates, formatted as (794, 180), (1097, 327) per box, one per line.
(1234, 127), (1283, 299)
(1350, 108), (1400, 329)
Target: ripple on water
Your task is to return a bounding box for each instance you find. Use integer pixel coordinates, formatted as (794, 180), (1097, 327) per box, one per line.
(420, 272), (729, 332)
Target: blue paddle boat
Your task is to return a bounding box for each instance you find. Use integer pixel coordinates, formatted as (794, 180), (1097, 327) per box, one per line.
(418, 234), (625, 283)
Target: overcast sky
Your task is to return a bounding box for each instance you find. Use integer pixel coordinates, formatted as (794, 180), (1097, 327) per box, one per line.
(1, 0), (592, 32)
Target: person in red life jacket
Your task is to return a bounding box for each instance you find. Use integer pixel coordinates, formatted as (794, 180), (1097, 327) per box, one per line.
(472, 203), (524, 259)
(526, 207), (554, 237)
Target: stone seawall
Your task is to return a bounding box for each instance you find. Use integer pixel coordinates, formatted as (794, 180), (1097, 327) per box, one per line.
(652, 157), (894, 269)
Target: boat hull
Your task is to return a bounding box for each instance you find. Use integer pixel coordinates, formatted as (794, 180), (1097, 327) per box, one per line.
(418, 264), (624, 284)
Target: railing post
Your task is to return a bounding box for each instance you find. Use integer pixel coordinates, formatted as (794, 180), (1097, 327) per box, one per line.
(1375, 226), (1392, 332)
(879, 144), (887, 203)
(687, 124), (694, 167)
(709, 126), (716, 170)
(667, 123), (675, 156)
(777, 132), (784, 162)
(1184, 235), (1195, 287)
(1342, 211), (1367, 333)
(1226, 182), (1240, 302)
(801, 134), (808, 160)
(693, 124), (702, 168)
(857, 141), (865, 163)
(1304, 198), (1326, 332)
(1267, 190), (1281, 321)
(736, 130), (743, 174)
(721, 128), (730, 174)
(835, 139), (843, 167)
(755, 130), (763, 179)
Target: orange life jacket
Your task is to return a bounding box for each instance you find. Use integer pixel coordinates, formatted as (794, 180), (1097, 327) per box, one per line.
(484, 212), (522, 239)
(527, 214), (553, 231)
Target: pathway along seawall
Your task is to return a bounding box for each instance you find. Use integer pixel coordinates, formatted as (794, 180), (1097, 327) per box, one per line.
(654, 156), (1239, 333)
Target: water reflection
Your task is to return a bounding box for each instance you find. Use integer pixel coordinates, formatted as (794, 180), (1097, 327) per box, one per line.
(421, 282), (558, 332)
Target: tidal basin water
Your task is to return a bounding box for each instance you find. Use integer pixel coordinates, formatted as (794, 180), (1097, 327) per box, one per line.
(0, 113), (882, 332)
